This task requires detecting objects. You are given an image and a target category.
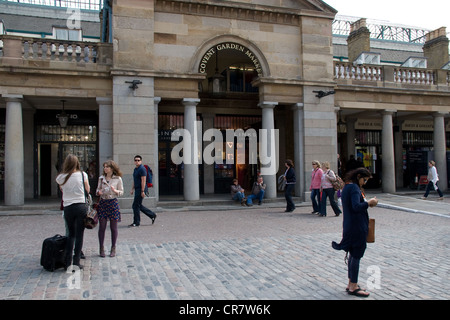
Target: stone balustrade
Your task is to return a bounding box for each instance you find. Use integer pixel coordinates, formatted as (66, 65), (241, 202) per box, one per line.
(334, 61), (450, 87)
(0, 35), (112, 66)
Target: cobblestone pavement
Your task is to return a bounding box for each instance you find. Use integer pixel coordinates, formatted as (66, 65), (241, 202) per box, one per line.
(0, 195), (449, 303)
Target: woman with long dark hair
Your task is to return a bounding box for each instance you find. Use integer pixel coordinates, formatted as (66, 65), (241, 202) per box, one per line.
(56, 154), (90, 269)
(332, 167), (378, 297)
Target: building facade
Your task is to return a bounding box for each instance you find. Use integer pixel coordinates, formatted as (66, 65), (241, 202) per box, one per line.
(0, 0), (449, 206)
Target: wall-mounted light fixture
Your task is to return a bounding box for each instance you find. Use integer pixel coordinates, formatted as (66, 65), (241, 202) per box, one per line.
(313, 90), (335, 99)
(125, 80), (142, 90)
(57, 99), (69, 128)
(337, 110), (347, 134)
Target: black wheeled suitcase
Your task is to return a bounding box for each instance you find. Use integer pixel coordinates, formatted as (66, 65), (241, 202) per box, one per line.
(40, 234), (67, 271)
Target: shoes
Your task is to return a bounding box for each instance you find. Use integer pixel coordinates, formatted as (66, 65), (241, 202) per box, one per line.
(246, 203), (253, 207)
(99, 246), (105, 258)
(438, 197), (444, 200)
(421, 197), (427, 200)
(110, 246), (116, 258)
(151, 214), (157, 225)
(258, 201), (262, 205)
(335, 212), (341, 217)
(311, 211), (318, 214)
(128, 223), (139, 227)
(80, 251), (85, 259)
(348, 288), (370, 298)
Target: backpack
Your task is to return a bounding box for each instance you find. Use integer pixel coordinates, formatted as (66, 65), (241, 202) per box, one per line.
(143, 164), (153, 187)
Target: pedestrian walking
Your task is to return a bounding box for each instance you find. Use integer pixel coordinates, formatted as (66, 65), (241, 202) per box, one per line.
(56, 154), (90, 269)
(319, 161), (342, 217)
(96, 160), (124, 257)
(283, 159), (296, 212)
(246, 176), (266, 206)
(310, 160), (323, 214)
(231, 178), (246, 206)
(331, 167), (378, 297)
(422, 160), (444, 200)
(129, 155), (157, 227)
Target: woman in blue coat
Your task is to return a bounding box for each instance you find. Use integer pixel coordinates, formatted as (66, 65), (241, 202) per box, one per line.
(332, 168), (378, 297)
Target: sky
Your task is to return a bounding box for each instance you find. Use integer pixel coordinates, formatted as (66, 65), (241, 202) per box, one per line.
(323, 0), (449, 31)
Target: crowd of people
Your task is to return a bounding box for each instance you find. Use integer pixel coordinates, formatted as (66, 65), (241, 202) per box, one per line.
(56, 152), (444, 298)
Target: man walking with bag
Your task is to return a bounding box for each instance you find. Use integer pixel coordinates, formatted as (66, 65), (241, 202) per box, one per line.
(129, 155), (157, 227)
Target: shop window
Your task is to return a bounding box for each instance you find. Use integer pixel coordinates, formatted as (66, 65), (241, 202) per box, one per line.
(36, 125), (97, 142)
(227, 66), (258, 93)
(354, 130), (381, 145)
(403, 131), (433, 146)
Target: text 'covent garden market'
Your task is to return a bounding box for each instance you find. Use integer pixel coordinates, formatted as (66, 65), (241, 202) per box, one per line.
(0, 0), (449, 207)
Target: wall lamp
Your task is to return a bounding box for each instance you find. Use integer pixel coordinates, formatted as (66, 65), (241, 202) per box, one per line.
(125, 80), (142, 90)
(313, 90), (335, 98)
(57, 99), (69, 128)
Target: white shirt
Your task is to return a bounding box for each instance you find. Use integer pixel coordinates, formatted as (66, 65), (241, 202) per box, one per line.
(56, 171), (88, 207)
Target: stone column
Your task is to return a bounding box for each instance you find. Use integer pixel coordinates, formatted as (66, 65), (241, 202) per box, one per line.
(394, 120), (404, 188)
(433, 112), (448, 191)
(381, 110), (396, 193)
(3, 94), (24, 205)
(292, 103), (305, 198)
(153, 97), (161, 201)
(202, 113), (215, 194)
(259, 101), (278, 199)
(182, 98), (200, 201)
(97, 97), (113, 167)
(345, 118), (356, 160)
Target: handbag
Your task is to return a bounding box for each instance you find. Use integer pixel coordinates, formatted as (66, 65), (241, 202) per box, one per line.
(85, 202), (99, 229)
(81, 172), (98, 229)
(367, 218), (375, 243)
(332, 175), (345, 191)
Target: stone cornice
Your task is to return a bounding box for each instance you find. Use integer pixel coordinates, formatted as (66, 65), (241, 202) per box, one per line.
(155, 0), (334, 26)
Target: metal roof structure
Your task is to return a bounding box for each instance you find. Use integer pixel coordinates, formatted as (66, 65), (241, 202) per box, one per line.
(333, 15), (430, 44)
(1, 0), (101, 10)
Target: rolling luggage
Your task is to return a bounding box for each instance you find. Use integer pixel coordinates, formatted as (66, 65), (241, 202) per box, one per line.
(40, 234), (67, 271)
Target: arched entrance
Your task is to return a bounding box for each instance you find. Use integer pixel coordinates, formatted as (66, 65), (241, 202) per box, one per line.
(191, 37), (271, 194)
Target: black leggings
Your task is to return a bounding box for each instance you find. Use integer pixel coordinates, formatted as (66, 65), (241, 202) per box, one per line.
(63, 203), (86, 266)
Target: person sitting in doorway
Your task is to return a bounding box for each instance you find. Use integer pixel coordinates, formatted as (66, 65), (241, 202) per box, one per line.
(231, 179), (246, 206)
(246, 176), (266, 206)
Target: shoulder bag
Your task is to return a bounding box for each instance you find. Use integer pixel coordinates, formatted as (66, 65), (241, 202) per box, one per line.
(82, 172), (98, 229)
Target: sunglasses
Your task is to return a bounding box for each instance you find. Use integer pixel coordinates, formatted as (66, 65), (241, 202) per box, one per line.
(134, 159), (141, 162)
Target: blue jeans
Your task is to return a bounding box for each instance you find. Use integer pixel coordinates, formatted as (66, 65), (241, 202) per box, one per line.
(247, 190), (265, 205)
(424, 181), (444, 198)
(132, 189), (156, 225)
(320, 188), (342, 216)
(232, 192), (245, 202)
(310, 189), (321, 213)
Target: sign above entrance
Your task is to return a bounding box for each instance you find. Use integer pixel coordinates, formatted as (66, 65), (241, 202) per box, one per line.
(198, 42), (263, 77)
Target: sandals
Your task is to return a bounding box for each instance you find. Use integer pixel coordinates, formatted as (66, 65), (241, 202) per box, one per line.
(348, 288), (370, 297)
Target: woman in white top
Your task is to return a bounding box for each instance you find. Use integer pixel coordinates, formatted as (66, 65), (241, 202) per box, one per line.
(422, 160), (444, 200)
(56, 154), (90, 269)
(96, 160), (124, 257)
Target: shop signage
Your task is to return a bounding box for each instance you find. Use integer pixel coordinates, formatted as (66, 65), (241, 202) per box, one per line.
(198, 42), (263, 76)
(402, 120), (433, 131)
